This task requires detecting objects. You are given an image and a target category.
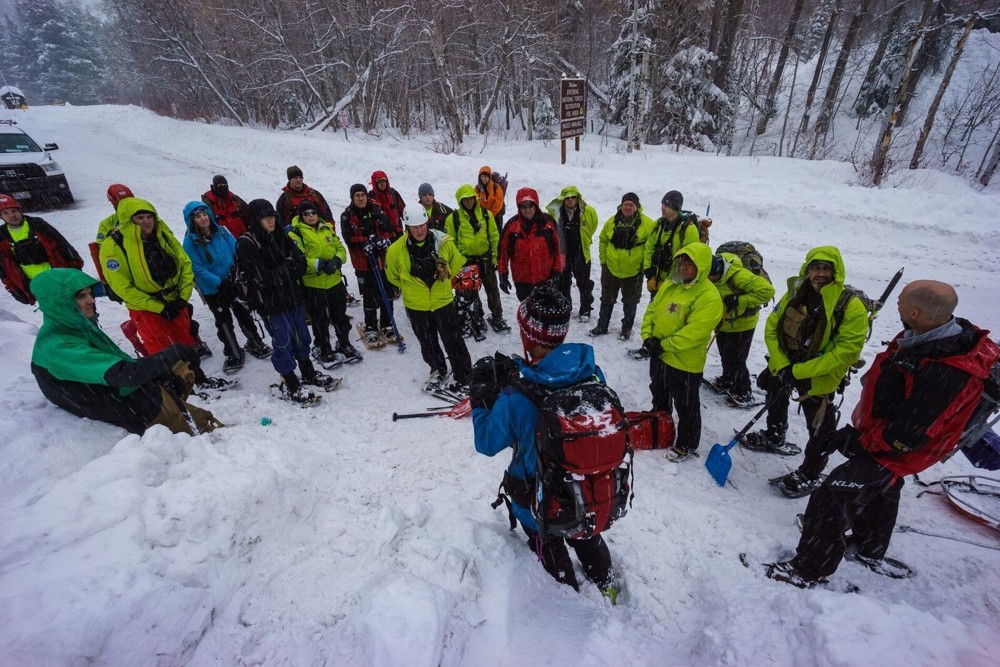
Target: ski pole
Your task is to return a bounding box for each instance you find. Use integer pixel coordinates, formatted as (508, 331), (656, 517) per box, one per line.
(366, 246), (406, 353)
(864, 267), (904, 341)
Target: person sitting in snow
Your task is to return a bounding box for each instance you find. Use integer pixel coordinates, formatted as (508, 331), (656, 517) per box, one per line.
(471, 283), (620, 602)
(765, 281), (999, 587)
(30, 268), (221, 435)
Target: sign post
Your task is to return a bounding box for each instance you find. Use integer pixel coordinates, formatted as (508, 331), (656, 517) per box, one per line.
(560, 78), (586, 165)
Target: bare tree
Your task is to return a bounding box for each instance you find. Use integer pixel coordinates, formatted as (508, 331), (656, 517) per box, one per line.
(812, 0), (872, 149)
(756, 0), (805, 136)
(791, 0), (840, 156)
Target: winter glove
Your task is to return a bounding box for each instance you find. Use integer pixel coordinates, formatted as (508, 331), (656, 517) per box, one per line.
(723, 294), (740, 312)
(641, 337), (663, 356)
(320, 257), (342, 274)
(216, 279), (235, 301)
(160, 299), (187, 320)
(646, 277), (660, 293)
(818, 426), (864, 459)
(498, 273), (511, 295)
(756, 367), (773, 392)
(363, 234), (378, 254)
(435, 256), (450, 281)
(103, 343), (199, 388)
(775, 366), (797, 393)
(376, 237), (391, 252)
(468, 353), (519, 410)
(169, 360), (196, 399)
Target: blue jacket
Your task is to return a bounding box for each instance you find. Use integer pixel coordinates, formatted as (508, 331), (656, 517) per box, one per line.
(182, 201), (238, 296)
(473, 343), (605, 531)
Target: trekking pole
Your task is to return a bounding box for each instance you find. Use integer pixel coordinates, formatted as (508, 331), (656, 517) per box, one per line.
(366, 246), (406, 353)
(865, 267), (905, 341)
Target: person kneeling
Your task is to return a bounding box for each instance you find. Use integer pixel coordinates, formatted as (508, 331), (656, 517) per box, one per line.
(30, 269), (221, 435)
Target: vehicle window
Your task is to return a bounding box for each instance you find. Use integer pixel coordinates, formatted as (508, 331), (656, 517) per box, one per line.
(0, 134), (41, 153)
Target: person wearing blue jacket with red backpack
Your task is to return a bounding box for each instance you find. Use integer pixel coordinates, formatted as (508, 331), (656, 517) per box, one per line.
(182, 201), (271, 373)
(471, 283), (619, 602)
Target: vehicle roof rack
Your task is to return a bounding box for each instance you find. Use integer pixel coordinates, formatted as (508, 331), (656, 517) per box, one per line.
(0, 119), (18, 126)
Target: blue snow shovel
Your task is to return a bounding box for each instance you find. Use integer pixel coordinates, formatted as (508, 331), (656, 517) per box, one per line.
(705, 399), (773, 487)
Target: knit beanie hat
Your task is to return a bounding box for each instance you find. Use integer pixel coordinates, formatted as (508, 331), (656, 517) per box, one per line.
(248, 198), (278, 223)
(350, 183), (367, 198)
(212, 174), (228, 187)
(517, 283), (572, 351)
(621, 192), (640, 206)
(287, 165), (303, 180)
(297, 200), (319, 218)
(418, 182), (434, 197)
(661, 190), (683, 210)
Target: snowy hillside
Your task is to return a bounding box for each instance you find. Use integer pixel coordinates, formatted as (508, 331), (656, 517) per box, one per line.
(1, 105), (998, 666)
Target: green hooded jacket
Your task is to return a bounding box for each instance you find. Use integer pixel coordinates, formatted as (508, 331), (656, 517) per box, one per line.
(448, 184), (500, 262)
(598, 206), (656, 279)
(713, 253), (775, 333)
(641, 242), (724, 373)
(545, 185), (599, 263)
(289, 216), (348, 289)
(764, 246), (868, 396)
(98, 198), (194, 314)
(31, 268), (136, 395)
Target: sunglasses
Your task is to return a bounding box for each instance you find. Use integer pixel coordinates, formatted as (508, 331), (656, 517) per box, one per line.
(518, 202), (536, 210)
(302, 210), (319, 216)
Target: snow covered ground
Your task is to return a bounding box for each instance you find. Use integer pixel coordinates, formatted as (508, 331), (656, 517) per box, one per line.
(1, 105), (998, 666)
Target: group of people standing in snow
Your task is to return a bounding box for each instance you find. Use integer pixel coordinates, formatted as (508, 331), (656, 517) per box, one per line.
(2, 167), (996, 597)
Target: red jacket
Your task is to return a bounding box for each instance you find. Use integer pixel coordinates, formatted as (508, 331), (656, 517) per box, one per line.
(275, 184), (332, 228)
(368, 170), (406, 236)
(1, 216), (83, 305)
(854, 320), (1000, 478)
(497, 211), (563, 285)
(339, 203), (396, 272)
(201, 190), (250, 238)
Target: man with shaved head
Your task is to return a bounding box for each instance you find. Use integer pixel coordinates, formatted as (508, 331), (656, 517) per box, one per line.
(762, 280), (999, 588)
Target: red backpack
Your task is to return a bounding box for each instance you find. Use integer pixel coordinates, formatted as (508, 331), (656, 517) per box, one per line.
(526, 379), (633, 539)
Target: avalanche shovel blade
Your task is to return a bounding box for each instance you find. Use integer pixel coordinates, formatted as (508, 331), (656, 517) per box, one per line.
(705, 439), (737, 487)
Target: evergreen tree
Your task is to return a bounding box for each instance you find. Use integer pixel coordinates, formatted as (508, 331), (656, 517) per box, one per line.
(854, 20), (916, 118)
(650, 45), (732, 151)
(607, 1), (655, 126)
(534, 94), (557, 140)
(799, 0), (836, 62)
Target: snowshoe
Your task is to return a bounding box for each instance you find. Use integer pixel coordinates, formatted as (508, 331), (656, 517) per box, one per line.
(222, 352), (245, 375)
(423, 369), (446, 394)
(702, 376), (732, 395)
(357, 323), (386, 350)
(769, 471), (826, 499)
(845, 553), (915, 579)
(270, 382), (322, 407)
(626, 346), (650, 361)
(578, 310), (592, 323)
(382, 326), (400, 344)
(303, 371), (342, 392)
(198, 376), (239, 392)
(346, 291), (361, 308)
(194, 339), (213, 359)
(618, 326), (633, 341)
(312, 346), (346, 369)
(588, 324), (609, 337)
(338, 344), (363, 364)
(664, 446), (698, 463)
(739, 553), (859, 593)
(740, 429), (802, 456)
(470, 317), (488, 342)
(487, 314), (511, 333)
(245, 341), (273, 359)
(726, 391), (765, 409)
(444, 379), (470, 397)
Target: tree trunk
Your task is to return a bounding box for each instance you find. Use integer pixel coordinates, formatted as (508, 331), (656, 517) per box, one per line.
(713, 0), (746, 92)
(871, 0), (934, 186)
(909, 4), (981, 169)
(813, 0), (872, 144)
(852, 2), (905, 115)
(977, 125), (1000, 186)
(757, 0), (805, 136)
(791, 1), (839, 156)
(708, 0), (727, 54)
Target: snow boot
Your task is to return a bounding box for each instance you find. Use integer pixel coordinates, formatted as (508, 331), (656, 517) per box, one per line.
(275, 372), (320, 405)
(337, 343), (363, 364)
(298, 357), (342, 392)
(487, 314), (511, 332)
(588, 303), (613, 337)
(194, 338), (213, 359)
(764, 561), (825, 589)
(618, 304), (637, 341)
(742, 426), (795, 454)
(770, 470), (823, 498)
(222, 350), (245, 374)
(245, 339), (273, 359)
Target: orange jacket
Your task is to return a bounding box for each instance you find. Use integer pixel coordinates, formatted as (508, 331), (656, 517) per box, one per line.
(475, 166), (504, 218)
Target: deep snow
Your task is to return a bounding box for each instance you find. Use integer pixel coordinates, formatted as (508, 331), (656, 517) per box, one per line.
(1, 105), (998, 666)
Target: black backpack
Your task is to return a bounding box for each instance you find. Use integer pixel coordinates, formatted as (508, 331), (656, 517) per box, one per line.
(716, 240), (771, 286)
